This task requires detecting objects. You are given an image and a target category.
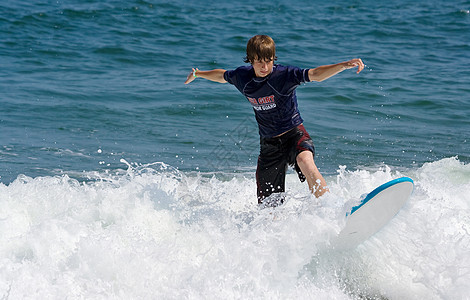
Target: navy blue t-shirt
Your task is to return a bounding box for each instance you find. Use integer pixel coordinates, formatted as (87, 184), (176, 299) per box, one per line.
(224, 64), (311, 138)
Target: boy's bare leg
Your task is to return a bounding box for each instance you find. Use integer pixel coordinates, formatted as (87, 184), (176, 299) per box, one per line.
(296, 151), (329, 198)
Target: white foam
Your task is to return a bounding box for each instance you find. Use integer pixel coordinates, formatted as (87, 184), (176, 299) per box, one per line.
(0, 158), (469, 299)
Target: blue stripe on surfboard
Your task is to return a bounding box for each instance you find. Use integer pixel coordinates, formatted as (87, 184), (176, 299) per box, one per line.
(348, 177), (414, 216)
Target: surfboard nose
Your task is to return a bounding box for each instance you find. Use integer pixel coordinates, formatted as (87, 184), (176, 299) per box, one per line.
(333, 177), (414, 250)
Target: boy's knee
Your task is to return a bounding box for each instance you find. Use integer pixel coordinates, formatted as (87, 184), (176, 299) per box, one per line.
(296, 151), (314, 166)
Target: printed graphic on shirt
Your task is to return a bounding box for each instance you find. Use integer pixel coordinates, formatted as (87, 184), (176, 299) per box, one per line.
(247, 95), (276, 111)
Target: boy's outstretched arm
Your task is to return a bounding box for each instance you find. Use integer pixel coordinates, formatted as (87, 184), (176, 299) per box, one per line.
(308, 58), (364, 82)
(184, 68), (227, 84)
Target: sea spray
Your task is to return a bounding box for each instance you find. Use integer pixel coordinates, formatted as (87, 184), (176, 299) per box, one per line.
(0, 158), (469, 299)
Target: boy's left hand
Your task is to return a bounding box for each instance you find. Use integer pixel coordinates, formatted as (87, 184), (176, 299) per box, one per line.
(344, 58), (365, 73)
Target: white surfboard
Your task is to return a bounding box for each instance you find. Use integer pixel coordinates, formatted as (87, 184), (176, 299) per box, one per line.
(332, 177), (414, 250)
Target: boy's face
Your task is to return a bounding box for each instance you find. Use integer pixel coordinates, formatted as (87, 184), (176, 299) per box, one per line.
(252, 57), (274, 78)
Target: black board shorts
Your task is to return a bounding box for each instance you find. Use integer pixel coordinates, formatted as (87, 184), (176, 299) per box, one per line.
(256, 124), (315, 206)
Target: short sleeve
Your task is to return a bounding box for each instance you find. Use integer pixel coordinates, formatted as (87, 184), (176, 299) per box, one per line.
(223, 69), (236, 85)
(275, 65), (311, 95)
(289, 66), (311, 84)
(223, 66), (253, 93)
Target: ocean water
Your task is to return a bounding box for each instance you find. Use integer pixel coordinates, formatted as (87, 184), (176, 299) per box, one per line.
(1, 0), (469, 299)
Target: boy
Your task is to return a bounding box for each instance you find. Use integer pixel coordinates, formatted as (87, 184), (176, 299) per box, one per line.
(185, 35), (364, 205)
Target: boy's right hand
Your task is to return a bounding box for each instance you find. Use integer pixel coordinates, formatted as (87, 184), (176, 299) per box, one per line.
(184, 68), (198, 84)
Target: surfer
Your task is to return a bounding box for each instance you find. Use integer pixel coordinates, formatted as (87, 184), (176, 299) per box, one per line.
(185, 35), (364, 206)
